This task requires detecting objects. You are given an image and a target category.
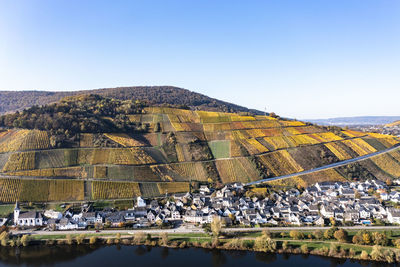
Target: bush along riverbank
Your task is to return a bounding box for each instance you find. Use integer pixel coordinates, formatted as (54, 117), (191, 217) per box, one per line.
(2, 227), (400, 264)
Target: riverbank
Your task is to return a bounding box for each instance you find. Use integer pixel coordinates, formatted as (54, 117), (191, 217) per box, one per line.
(4, 229), (400, 264)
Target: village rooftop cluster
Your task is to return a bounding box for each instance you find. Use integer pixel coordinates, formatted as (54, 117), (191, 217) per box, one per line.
(8, 179), (400, 230)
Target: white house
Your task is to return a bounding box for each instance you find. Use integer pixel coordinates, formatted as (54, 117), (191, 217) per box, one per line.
(387, 209), (400, 224)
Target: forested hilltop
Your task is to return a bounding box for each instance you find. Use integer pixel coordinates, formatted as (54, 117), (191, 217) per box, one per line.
(0, 86), (263, 115)
(0, 94), (400, 203)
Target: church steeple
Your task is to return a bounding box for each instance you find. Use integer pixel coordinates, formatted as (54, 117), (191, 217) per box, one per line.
(14, 201), (20, 211)
(14, 201), (20, 225)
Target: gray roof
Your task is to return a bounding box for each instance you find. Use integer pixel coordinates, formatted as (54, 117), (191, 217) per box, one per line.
(18, 211), (42, 219)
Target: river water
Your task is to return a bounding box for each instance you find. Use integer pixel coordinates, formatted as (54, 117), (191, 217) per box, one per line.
(0, 245), (395, 267)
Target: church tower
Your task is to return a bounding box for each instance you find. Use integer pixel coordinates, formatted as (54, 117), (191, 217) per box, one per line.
(13, 201), (20, 225)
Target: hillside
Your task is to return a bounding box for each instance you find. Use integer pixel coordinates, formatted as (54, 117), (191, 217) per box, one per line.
(0, 95), (400, 203)
(385, 120), (400, 127)
(0, 86), (263, 115)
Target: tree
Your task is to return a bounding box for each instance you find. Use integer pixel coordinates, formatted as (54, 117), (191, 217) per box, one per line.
(373, 232), (388, 246)
(329, 217), (336, 226)
(289, 230), (304, 240)
(333, 229), (348, 243)
(313, 230), (323, 240)
(115, 233), (121, 244)
(352, 234), (363, 245)
(324, 227), (338, 240)
(211, 216), (222, 237)
(362, 232), (372, 245)
(262, 230), (271, 238)
(354, 190), (361, 199)
(160, 233), (168, 246)
(75, 234), (85, 245)
(134, 232), (146, 244)
(21, 235), (30, 247)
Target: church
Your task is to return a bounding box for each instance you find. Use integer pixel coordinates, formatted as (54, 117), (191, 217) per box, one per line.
(13, 202), (44, 227)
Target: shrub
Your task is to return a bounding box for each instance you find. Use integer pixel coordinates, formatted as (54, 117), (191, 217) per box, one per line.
(394, 238), (400, 249)
(89, 236), (97, 244)
(370, 246), (385, 261)
(348, 248), (355, 257)
(282, 240), (289, 250)
(224, 238), (244, 250)
(300, 244), (309, 254)
(179, 241), (187, 248)
(360, 250), (369, 260)
(134, 232), (146, 244)
(66, 234), (73, 245)
(319, 246), (329, 256)
(313, 230), (323, 240)
(329, 243), (339, 257)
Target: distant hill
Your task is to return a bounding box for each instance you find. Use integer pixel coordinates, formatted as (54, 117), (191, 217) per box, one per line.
(0, 86), (263, 115)
(386, 120), (400, 127)
(0, 94), (400, 203)
(306, 116), (400, 126)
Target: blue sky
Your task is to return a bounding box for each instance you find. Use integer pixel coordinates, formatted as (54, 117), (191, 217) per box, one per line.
(0, 0), (399, 119)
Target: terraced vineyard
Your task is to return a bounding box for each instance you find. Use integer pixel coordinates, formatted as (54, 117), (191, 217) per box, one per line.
(1, 103), (400, 202)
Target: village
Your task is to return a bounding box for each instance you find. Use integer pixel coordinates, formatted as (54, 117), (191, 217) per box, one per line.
(6, 179), (400, 231)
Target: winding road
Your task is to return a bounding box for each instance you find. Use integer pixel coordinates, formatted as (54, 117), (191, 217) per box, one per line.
(246, 144), (400, 186)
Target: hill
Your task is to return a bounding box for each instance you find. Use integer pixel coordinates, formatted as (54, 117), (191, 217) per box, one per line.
(0, 86), (263, 115)
(306, 116), (400, 126)
(0, 95), (399, 203)
(385, 120), (400, 127)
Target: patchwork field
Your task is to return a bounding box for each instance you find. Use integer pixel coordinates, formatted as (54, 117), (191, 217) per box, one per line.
(1, 107), (400, 202)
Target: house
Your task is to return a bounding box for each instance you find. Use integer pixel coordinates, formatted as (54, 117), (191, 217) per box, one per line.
(82, 212), (97, 225)
(200, 185), (211, 195)
(387, 209), (400, 224)
(344, 209), (359, 223)
(58, 218), (80, 230)
(136, 196), (146, 208)
(44, 210), (62, 220)
(14, 202), (43, 227)
(314, 216), (325, 226)
(320, 205), (334, 218)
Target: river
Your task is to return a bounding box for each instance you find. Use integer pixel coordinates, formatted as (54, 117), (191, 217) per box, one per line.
(0, 245), (395, 267)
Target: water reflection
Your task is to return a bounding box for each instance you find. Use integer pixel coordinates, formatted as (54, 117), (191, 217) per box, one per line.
(0, 245), (396, 267)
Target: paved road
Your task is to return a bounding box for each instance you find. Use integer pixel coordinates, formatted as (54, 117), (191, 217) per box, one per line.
(11, 225), (400, 237)
(247, 144), (400, 186)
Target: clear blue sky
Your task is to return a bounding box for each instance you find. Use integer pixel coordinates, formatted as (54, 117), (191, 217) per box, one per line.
(1, 0), (399, 119)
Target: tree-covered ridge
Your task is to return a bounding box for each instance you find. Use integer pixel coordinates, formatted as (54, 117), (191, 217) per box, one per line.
(0, 94), (148, 136)
(0, 86), (264, 115)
